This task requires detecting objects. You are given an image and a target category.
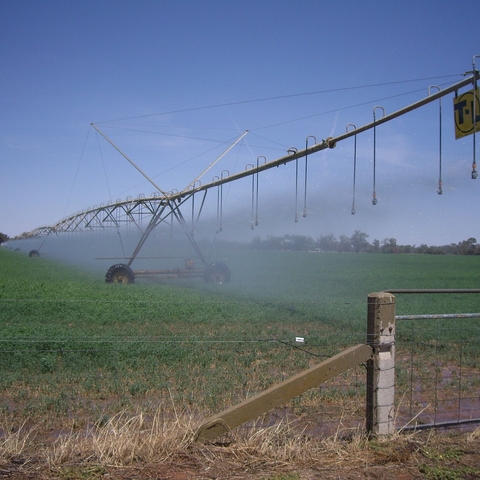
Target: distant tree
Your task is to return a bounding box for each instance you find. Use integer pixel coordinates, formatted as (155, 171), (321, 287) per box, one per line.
(283, 235), (315, 252)
(264, 235), (285, 250)
(350, 230), (370, 253)
(416, 244), (427, 254)
(397, 244), (413, 254)
(458, 237), (478, 255)
(0, 232), (9, 244)
(338, 234), (352, 252)
(443, 243), (458, 255)
(381, 238), (398, 254)
(467, 237), (478, 254)
(250, 232), (480, 256)
(318, 234), (337, 252)
(371, 239), (381, 253)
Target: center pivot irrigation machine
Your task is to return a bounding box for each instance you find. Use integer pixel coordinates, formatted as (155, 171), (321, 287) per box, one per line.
(24, 58), (480, 284)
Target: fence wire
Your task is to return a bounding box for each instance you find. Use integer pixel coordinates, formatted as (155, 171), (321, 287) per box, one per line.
(0, 300), (368, 437)
(395, 314), (480, 430)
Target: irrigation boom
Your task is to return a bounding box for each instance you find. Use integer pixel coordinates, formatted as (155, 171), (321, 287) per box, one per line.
(21, 70), (479, 283)
(187, 73), (478, 195)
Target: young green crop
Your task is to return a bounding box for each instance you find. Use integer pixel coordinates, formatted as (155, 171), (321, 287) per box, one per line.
(1, 247), (479, 424)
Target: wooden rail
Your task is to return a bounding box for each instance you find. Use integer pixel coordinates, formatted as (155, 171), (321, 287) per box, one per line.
(195, 343), (373, 443)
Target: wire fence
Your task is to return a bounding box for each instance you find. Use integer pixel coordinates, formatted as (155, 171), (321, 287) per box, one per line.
(0, 312), (368, 437)
(395, 313), (480, 430)
(2, 292), (480, 437)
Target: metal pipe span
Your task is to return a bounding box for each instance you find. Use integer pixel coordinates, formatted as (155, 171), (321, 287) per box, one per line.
(186, 73), (478, 196)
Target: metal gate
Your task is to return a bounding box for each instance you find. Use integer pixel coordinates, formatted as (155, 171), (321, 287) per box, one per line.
(372, 290), (480, 432)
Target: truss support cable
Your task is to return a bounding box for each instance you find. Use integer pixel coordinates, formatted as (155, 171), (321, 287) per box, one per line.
(183, 130), (249, 191)
(91, 123), (170, 197)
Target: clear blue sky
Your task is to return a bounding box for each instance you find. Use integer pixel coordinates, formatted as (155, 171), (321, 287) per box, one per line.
(1, 0), (480, 247)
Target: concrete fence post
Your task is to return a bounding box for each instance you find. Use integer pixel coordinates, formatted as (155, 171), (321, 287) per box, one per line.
(366, 291), (396, 436)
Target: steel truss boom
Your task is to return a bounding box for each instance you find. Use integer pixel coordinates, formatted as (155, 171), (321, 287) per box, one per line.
(26, 72), (478, 239)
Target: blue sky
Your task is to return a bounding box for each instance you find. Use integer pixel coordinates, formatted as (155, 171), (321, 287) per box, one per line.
(1, 0), (480, 247)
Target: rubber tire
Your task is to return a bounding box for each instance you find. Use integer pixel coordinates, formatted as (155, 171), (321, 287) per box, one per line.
(105, 264), (135, 284)
(204, 262), (231, 284)
(29, 250), (40, 257)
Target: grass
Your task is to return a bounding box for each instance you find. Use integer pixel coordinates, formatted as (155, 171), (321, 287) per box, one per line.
(2, 408), (479, 478)
(1, 245), (480, 477)
(1, 247), (363, 417)
(1, 247), (479, 414)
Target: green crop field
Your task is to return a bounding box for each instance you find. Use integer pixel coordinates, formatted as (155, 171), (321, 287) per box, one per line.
(1, 245), (480, 428)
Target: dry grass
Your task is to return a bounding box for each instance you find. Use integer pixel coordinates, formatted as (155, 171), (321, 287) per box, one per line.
(0, 409), (372, 472)
(1, 408), (480, 479)
(0, 417), (38, 462)
(46, 402), (200, 468)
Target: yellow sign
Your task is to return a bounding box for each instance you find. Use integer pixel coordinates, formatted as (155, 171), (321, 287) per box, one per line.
(453, 87), (480, 139)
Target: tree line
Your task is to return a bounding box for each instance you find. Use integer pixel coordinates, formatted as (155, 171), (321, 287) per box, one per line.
(249, 231), (480, 255)
(2, 229), (479, 255)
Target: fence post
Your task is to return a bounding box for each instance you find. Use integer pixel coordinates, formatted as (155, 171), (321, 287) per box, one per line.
(366, 291), (396, 436)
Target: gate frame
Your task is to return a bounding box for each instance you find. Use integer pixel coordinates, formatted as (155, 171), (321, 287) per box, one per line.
(377, 288), (480, 433)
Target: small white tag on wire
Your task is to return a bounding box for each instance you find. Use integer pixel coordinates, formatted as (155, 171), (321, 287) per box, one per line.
(295, 337), (305, 343)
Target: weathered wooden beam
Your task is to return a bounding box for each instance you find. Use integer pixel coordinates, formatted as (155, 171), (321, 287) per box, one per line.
(194, 343), (373, 443)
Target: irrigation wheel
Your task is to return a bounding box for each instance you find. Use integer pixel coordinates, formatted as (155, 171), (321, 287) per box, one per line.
(105, 264), (135, 284)
(204, 262), (231, 284)
(29, 250), (40, 257)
